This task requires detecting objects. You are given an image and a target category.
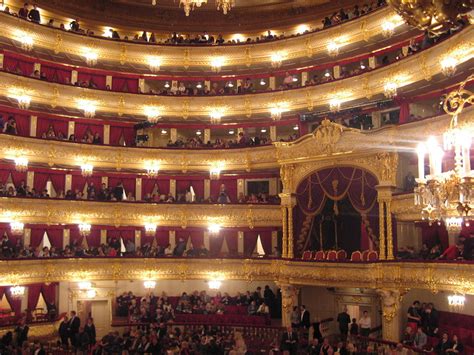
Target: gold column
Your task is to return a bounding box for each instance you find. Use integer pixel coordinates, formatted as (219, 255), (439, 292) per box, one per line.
(378, 201), (386, 260)
(281, 206), (288, 258)
(279, 284), (299, 327)
(386, 200), (394, 260)
(288, 204), (294, 259)
(377, 289), (404, 342)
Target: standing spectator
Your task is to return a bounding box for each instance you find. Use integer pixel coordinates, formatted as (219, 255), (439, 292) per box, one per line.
(359, 311), (371, 337)
(68, 311), (81, 348)
(349, 318), (359, 340)
(18, 3), (29, 19)
(300, 305), (311, 329)
(84, 318), (96, 346)
(58, 316), (69, 348)
(14, 318), (29, 347)
(281, 326), (298, 355)
(337, 306), (351, 341)
(290, 306), (300, 328)
(407, 300), (421, 327)
(28, 4), (40, 23)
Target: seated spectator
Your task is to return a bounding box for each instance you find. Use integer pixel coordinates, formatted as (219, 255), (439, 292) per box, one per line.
(27, 4), (40, 23)
(446, 335), (464, 354)
(247, 301), (257, 315)
(257, 302), (269, 315)
(3, 116), (17, 135)
(413, 327), (427, 349)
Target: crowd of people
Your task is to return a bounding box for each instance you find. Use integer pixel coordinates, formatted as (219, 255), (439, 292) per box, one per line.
(5, 1), (386, 46)
(117, 286), (277, 322)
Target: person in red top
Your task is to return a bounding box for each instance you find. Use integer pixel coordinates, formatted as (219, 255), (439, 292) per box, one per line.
(439, 243), (464, 260)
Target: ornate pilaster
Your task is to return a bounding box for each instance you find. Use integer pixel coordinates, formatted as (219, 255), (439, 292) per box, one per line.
(378, 199), (386, 260)
(377, 289), (405, 342)
(281, 205), (288, 258)
(280, 284), (300, 327)
(280, 193), (296, 259)
(376, 186), (396, 260)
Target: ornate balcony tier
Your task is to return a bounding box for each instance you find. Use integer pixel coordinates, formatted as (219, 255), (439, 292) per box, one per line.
(0, 197), (281, 229)
(0, 258), (472, 294)
(0, 26), (472, 121)
(0, 8), (412, 72)
(0, 106), (464, 174)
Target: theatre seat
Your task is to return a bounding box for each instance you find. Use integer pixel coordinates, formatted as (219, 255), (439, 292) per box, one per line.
(350, 251), (362, 261)
(313, 250), (326, 261)
(367, 250), (378, 261)
(302, 250), (313, 260)
(336, 250), (347, 261)
(326, 250), (337, 261)
(362, 250), (370, 261)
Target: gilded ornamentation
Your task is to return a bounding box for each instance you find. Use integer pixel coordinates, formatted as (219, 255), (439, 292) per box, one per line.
(53, 33), (62, 54)
(119, 44), (127, 65)
(313, 119), (344, 154)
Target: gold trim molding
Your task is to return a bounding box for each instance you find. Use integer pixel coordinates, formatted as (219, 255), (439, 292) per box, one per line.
(0, 258), (472, 295)
(0, 197), (281, 228)
(1, 8), (406, 70)
(0, 27), (472, 119)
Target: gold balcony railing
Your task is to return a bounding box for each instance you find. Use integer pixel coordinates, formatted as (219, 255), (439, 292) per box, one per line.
(0, 8), (408, 70)
(0, 258), (472, 295)
(1, 26), (472, 120)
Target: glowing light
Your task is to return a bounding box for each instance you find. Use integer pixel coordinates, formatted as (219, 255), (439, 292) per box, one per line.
(383, 82), (398, 98)
(208, 280), (222, 289)
(145, 161), (160, 178)
(210, 56), (225, 73)
(296, 24), (310, 34)
(78, 281), (92, 290)
(144, 280), (157, 289)
(440, 56), (458, 77)
(148, 56), (162, 72)
(17, 31), (34, 51)
(76, 99), (97, 118)
(144, 105), (162, 123)
(329, 98), (342, 112)
(14, 157), (28, 172)
(10, 286), (25, 297)
(327, 41), (341, 57)
(80, 164), (93, 177)
(209, 107), (226, 124)
(269, 102), (288, 121)
(10, 222), (24, 236)
(83, 49), (98, 66)
(78, 223), (91, 237)
(448, 294), (465, 307)
(271, 52), (286, 68)
(86, 289), (97, 298)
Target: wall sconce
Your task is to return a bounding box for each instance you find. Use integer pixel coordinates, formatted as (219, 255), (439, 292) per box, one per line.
(440, 56), (458, 77)
(329, 98), (342, 112)
(145, 161), (160, 178)
(86, 289), (97, 298)
(210, 56), (225, 73)
(16, 94), (31, 110)
(10, 285), (25, 297)
(78, 223), (91, 237)
(18, 31), (34, 51)
(208, 280), (222, 289)
(208, 223), (221, 235)
(209, 107), (225, 124)
(383, 82), (398, 98)
(76, 99), (97, 118)
(14, 157), (28, 172)
(327, 41), (341, 57)
(10, 222), (24, 236)
(447, 294), (465, 311)
(144, 280), (157, 289)
(78, 281), (92, 290)
(144, 223), (157, 236)
(80, 164), (93, 177)
(270, 52), (286, 68)
(144, 105), (161, 123)
(147, 56), (162, 72)
(83, 50), (98, 66)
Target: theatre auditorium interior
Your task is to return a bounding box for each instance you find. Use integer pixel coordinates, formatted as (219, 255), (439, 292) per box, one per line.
(0, 0), (473, 353)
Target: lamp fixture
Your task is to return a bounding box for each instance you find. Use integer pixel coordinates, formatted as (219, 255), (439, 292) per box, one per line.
(10, 222), (24, 236)
(228, 130), (235, 135)
(80, 164), (94, 177)
(179, 0), (207, 16)
(383, 82), (398, 98)
(86, 289), (97, 298)
(440, 56), (458, 77)
(144, 105), (162, 123)
(10, 285), (25, 297)
(196, 82), (203, 89)
(448, 294), (465, 307)
(414, 74), (473, 233)
(145, 161), (160, 178)
(83, 49), (98, 66)
(260, 78), (266, 86)
(270, 52), (285, 68)
(144, 280), (157, 289)
(78, 281), (92, 290)
(18, 31), (34, 51)
(329, 98), (342, 112)
(208, 223), (221, 234)
(216, 0), (235, 14)
(14, 157), (28, 172)
(76, 99), (97, 118)
(78, 223), (91, 237)
(210, 56), (225, 73)
(208, 279), (222, 289)
(381, 20), (396, 37)
(196, 130), (202, 136)
(209, 107), (225, 124)
(270, 102), (288, 121)
(16, 94), (31, 109)
(164, 82), (170, 89)
(147, 56), (162, 72)
(144, 223), (157, 236)
(327, 41), (341, 57)
(209, 167), (221, 180)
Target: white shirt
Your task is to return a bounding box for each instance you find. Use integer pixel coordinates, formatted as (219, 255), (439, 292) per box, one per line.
(359, 316), (371, 329)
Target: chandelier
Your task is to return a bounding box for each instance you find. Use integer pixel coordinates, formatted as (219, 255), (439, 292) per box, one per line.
(144, 223), (157, 236)
(144, 105), (161, 123)
(10, 285), (25, 297)
(14, 157), (28, 172)
(179, 0), (208, 16)
(209, 107), (225, 124)
(388, 0), (472, 35)
(80, 164), (94, 177)
(145, 161), (160, 178)
(440, 57), (458, 77)
(414, 74), (473, 233)
(16, 94), (31, 109)
(147, 56), (161, 72)
(144, 280), (157, 289)
(78, 223), (92, 237)
(84, 50), (98, 66)
(208, 279), (222, 289)
(270, 52), (285, 68)
(216, 0), (235, 14)
(447, 294), (465, 312)
(18, 31), (34, 51)
(384, 82), (398, 98)
(76, 99), (97, 118)
(10, 222), (24, 236)
(329, 98), (342, 112)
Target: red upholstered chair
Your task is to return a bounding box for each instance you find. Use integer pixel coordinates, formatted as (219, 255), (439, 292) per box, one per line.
(336, 250), (347, 261)
(362, 250), (370, 261)
(314, 250), (326, 261)
(327, 250), (337, 261)
(367, 250), (378, 261)
(302, 250), (312, 260)
(351, 251), (362, 261)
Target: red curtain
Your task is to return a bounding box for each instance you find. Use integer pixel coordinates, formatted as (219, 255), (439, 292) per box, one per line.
(4, 289), (22, 316)
(41, 283), (57, 306)
(112, 77), (139, 93)
(14, 114), (30, 136)
(0, 168), (12, 184)
(3, 55), (34, 75)
(36, 117), (68, 138)
(30, 227), (46, 248)
(110, 126), (135, 146)
(108, 228), (135, 243)
(398, 102), (410, 124)
(189, 230), (204, 248)
(210, 234), (224, 256)
(48, 172), (66, 194)
(176, 179), (204, 199)
(47, 228), (64, 249)
(244, 231), (259, 256)
(142, 177), (169, 197)
(27, 284), (42, 312)
(141, 229), (169, 247)
(77, 72), (107, 89)
(86, 229), (101, 248)
(259, 231), (273, 255)
(225, 230), (239, 255)
(11, 171), (27, 187)
(75, 121), (104, 141)
(41, 65), (72, 84)
(69, 227), (84, 246)
(420, 222), (449, 250)
(71, 174), (101, 193)
(33, 171), (51, 192)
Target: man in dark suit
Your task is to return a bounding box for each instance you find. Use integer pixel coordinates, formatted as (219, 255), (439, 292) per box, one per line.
(281, 326), (298, 354)
(68, 311), (81, 347)
(300, 305), (311, 329)
(59, 315), (69, 348)
(337, 306), (351, 341)
(14, 318), (28, 346)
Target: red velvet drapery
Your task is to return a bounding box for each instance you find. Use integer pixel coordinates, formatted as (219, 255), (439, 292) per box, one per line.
(41, 64), (71, 84)
(109, 126), (135, 146)
(112, 77), (139, 93)
(77, 72), (107, 89)
(36, 116), (68, 138)
(74, 121), (104, 141)
(142, 177), (170, 197)
(210, 179), (237, 202)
